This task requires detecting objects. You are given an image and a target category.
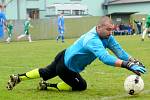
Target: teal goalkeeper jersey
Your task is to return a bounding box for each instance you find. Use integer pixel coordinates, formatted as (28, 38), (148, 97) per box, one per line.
(64, 27), (130, 72)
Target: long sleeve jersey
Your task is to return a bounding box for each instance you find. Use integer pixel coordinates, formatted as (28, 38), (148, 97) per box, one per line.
(64, 27), (130, 72)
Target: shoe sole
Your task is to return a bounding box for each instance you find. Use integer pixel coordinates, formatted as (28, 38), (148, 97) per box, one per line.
(7, 75), (17, 90)
(38, 80), (48, 90)
(7, 80), (13, 90)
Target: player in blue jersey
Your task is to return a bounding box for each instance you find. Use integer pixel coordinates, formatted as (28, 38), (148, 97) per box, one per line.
(0, 4), (6, 39)
(7, 16), (146, 91)
(56, 13), (65, 42)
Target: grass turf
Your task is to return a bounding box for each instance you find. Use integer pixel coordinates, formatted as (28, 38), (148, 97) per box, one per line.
(0, 35), (150, 100)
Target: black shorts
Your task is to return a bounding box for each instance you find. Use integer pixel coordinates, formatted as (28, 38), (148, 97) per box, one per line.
(39, 50), (87, 91)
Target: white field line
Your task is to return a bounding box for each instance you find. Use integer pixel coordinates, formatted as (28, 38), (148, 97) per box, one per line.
(100, 90), (150, 100)
(100, 94), (128, 100)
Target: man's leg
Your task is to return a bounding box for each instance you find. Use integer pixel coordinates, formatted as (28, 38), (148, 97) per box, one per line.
(61, 34), (64, 42)
(55, 54), (87, 91)
(56, 34), (61, 42)
(38, 50), (86, 91)
(27, 34), (32, 42)
(6, 33), (11, 43)
(7, 62), (58, 90)
(7, 59), (60, 90)
(56, 29), (61, 42)
(61, 30), (64, 42)
(38, 80), (72, 91)
(17, 34), (26, 40)
(139, 26), (142, 34)
(137, 26), (140, 34)
(19, 68), (40, 81)
(7, 68), (40, 90)
(142, 28), (148, 41)
(38, 65), (87, 91)
(6, 37), (11, 43)
(7, 50), (65, 90)
(56, 65), (87, 91)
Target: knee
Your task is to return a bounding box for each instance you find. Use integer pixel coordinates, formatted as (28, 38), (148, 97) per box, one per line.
(72, 79), (87, 91)
(39, 68), (53, 81)
(79, 80), (87, 91)
(39, 68), (47, 80)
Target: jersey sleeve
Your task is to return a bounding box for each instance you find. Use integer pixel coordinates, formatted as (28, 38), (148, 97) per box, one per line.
(107, 35), (130, 61)
(84, 37), (120, 67)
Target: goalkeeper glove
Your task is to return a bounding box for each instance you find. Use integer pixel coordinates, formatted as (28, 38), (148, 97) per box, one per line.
(129, 57), (145, 68)
(122, 61), (146, 76)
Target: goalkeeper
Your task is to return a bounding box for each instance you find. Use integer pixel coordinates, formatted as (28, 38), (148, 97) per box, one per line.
(7, 16), (146, 91)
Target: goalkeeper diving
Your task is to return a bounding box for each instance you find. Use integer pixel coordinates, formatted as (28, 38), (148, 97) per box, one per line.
(7, 16), (146, 92)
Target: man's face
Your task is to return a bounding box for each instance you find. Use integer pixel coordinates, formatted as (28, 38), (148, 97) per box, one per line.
(96, 22), (114, 39)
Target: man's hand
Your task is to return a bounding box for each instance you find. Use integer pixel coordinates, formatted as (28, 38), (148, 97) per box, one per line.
(129, 64), (146, 76)
(129, 57), (145, 68)
(122, 61), (146, 76)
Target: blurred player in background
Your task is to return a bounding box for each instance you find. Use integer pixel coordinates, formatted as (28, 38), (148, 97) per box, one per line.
(17, 17), (33, 42)
(56, 13), (65, 43)
(0, 4), (6, 39)
(134, 20), (142, 35)
(141, 14), (150, 41)
(6, 20), (13, 43)
(7, 16), (146, 92)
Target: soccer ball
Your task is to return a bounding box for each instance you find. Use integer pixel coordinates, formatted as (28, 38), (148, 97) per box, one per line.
(124, 75), (144, 95)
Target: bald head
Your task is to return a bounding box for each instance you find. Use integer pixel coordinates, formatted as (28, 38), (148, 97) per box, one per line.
(98, 16), (112, 26)
(96, 16), (114, 39)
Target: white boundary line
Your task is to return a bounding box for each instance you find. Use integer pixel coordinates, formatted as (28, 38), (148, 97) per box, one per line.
(101, 94), (128, 100)
(100, 90), (150, 100)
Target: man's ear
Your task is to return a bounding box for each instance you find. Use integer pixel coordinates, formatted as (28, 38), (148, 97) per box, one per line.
(96, 25), (101, 32)
(96, 25), (101, 30)
(96, 25), (102, 35)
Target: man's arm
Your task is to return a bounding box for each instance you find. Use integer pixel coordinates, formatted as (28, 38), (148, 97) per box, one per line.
(108, 35), (145, 67)
(84, 36), (122, 66)
(107, 35), (130, 61)
(85, 36), (146, 75)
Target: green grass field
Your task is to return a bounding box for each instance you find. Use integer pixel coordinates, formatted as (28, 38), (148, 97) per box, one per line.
(0, 35), (150, 100)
